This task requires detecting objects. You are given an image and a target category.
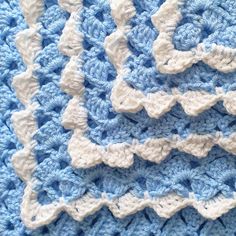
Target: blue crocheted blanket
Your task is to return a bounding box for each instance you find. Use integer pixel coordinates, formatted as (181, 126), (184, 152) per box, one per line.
(1, 0), (236, 235)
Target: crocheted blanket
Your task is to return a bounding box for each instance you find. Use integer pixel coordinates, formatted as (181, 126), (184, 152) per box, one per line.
(1, 0), (236, 234)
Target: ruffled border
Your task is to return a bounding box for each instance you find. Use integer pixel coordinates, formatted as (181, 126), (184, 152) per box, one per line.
(62, 0), (236, 169)
(11, 0), (236, 229)
(21, 188), (236, 228)
(59, 0), (236, 226)
(110, 0), (236, 118)
(111, 83), (236, 118)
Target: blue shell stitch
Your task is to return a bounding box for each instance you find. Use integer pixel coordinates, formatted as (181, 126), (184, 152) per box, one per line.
(33, 146), (236, 203)
(28, 0), (236, 204)
(123, 0), (236, 94)
(80, 0), (236, 146)
(10, 0), (236, 218)
(2, 0), (236, 235)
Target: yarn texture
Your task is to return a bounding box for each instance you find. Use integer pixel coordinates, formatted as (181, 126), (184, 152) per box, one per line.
(1, 0), (236, 234)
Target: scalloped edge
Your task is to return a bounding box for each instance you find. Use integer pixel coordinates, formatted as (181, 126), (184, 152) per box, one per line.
(58, 0), (236, 224)
(11, 0), (236, 229)
(22, 184), (236, 229)
(11, 0), (43, 182)
(61, 0), (236, 169)
(65, 102), (236, 167)
(152, 0), (236, 74)
(110, 0), (236, 118)
(111, 82), (236, 118)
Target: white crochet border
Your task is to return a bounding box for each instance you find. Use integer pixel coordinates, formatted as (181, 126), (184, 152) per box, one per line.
(11, 0), (236, 229)
(110, 0), (236, 118)
(62, 0), (236, 169)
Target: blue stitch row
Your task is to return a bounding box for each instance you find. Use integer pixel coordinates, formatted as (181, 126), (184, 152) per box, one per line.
(80, 1), (236, 146)
(2, 0), (236, 235)
(0, 1), (27, 235)
(86, 101), (236, 146)
(33, 145), (236, 203)
(13, 0), (236, 212)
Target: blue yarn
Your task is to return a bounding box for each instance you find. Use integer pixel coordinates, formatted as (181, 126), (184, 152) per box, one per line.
(25, 207), (236, 236)
(31, 146), (236, 202)
(123, 0), (236, 94)
(0, 1), (28, 236)
(86, 101), (236, 145)
(174, 0), (236, 50)
(29, 0), (236, 205)
(2, 0), (236, 235)
(80, 0), (236, 145)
